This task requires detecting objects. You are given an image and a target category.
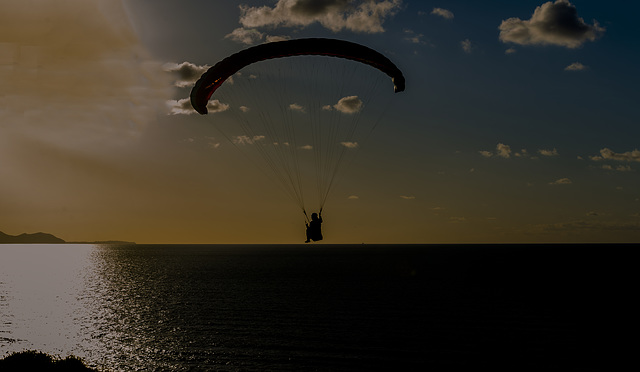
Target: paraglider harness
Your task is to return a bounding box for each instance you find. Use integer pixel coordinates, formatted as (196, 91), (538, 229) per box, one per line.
(304, 209), (323, 242)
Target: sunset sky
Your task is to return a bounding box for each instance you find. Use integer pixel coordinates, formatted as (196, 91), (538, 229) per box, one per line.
(1, 0), (639, 244)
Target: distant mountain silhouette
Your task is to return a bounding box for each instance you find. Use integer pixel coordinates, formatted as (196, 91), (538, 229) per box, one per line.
(0, 231), (65, 244)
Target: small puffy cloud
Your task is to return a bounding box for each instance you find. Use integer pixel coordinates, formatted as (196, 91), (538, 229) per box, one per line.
(505, 47), (517, 54)
(549, 177), (572, 185)
(225, 27), (290, 45)
(404, 29), (427, 45)
(239, 106), (250, 112)
(234, 135), (265, 145)
(225, 27), (264, 45)
(499, 0), (604, 49)
(333, 96), (363, 114)
(341, 141), (359, 149)
(496, 143), (512, 158)
(164, 62), (209, 88)
(400, 195), (416, 200)
(239, 0), (402, 33)
(565, 62), (588, 71)
(479, 150), (493, 158)
(538, 148), (559, 156)
(167, 98), (229, 115)
(601, 164), (632, 172)
(206, 137), (221, 149)
(348, 195), (360, 199)
(590, 148), (640, 162)
(289, 103), (306, 112)
(431, 8), (454, 20)
(461, 39), (472, 53)
(299, 145), (313, 150)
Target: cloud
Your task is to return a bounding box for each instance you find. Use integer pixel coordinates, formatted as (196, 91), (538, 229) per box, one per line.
(289, 103), (306, 113)
(400, 195), (416, 200)
(461, 39), (473, 53)
(225, 27), (265, 45)
(300, 145), (313, 150)
(590, 148), (640, 162)
(505, 47), (517, 54)
(538, 148), (559, 156)
(499, 0), (604, 49)
(341, 142), (359, 149)
(167, 99), (229, 115)
(164, 62), (209, 87)
(238, 0), (402, 33)
(404, 29), (427, 45)
(431, 8), (454, 20)
(348, 195), (360, 199)
(224, 27), (290, 45)
(234, 135), (266, 145)
(565, 62), (588, 71)
(479, 150), (493, 158)
(549, 177), (572, 185)
(332, 96), (363, 114)
(601, 164), (632, 172)
(496, 143), (512, 158)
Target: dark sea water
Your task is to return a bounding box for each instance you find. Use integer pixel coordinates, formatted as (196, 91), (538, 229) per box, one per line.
(0, 243), (629, 371)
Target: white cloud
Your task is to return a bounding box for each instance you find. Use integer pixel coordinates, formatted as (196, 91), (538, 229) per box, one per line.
(239, 106), (251, 112)
(300, 145), (313, 150)
(225, 27), (265, 45)
(164, 62), (209, 87)
(400, 195), (416, 200)
(404, 29), (427, 45)
(431, 8), (454, 20)
(549, 177), (572, 185)
(496, 143), (512, 158)
(238, 0), (402, 33)
(461, 39), (473, 53)
(234, 135), (265, 145)
(538, 148), (559, 156)
(505, 47), (517, 54)
(499, 0), (604, 49)
(602, 164), (633, 172)
(590, 148), (640, 162)
(565, 62), (588, 71)
(348, 195), (359, 199)
(479, 150), (493, 158)
(224, 27), (290, 45)
(167, 98), (229, 115)
(333, 96), (363, 114)
(289, 103), (306, 113)
(341, 141), (359, 149)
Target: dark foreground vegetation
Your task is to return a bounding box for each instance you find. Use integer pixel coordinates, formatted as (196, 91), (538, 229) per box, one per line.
(0, 351), (99, 371)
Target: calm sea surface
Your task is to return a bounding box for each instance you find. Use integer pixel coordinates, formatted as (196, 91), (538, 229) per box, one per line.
(0, 243), (626, 370)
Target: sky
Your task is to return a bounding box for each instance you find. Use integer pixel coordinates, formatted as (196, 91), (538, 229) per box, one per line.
(1, 0), (639, 244)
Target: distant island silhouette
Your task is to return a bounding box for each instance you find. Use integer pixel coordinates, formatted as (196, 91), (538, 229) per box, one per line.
(0, 230), (134, 244)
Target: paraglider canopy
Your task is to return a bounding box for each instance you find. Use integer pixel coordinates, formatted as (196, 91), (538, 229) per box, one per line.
(189, 38), (405, 219)
(191, 38), (405, 115)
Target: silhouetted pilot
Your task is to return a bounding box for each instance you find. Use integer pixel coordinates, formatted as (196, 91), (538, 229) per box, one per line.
(305, 212), (323, 243)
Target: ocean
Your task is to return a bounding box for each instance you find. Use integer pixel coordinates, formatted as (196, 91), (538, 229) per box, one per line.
(0, 243), (625, 371)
